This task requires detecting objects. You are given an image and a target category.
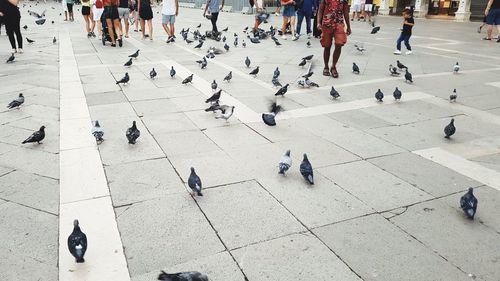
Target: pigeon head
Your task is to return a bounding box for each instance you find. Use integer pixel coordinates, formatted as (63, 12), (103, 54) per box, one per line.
(190, 167), (196, 173)
(19, 93), (23, 97)
(284, 84), (289, 88)
(285, 150), (290, 156)
(40, 126), (46, 131)
(467, 187), (473, 194)
(125, 72), (129, 76)
(397, 60), (401, 63)
(95, 120), (100, 127)
(353, 62), (356, 65)
(303, 153), (308, 161)
(450, 118), (455, 124)
(453, 89), (456, 93)
(132, 121), (137, 129)
(73, 219), (79, 227)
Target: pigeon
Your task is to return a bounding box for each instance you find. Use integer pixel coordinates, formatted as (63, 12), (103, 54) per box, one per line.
(245, 56), (251, 68)
(149, 68), (157, 79)
(275, 84), (289, 96)
(211, 80), (217, 90)
(223, 71), (232, 82)
(116, 72), (130, 85)
(330, 86), (340, 99)
(243, 26), (249, 32)
(234, 37), (238, 47)
(300, 153), (314, 185)
(302, 71), (313, 79)
(91, 120), (104, 143)
(444, 118), (456, 139)
(198, 57), (207, 69)
(222, 36), (226, 42)
(274, 39), (282, 46)
(249, 66), (259, 77)
(124, 58), (133, 67)
(302, 54), (314, 61)
(272, 78), (282, 88)
(370, 26), (380, 34)
(375, 89), (384, 102)
(7, 93), (24, 109)
(389, 64), (400, 76)
(450, 89), (457, 102)
(298, 59), (307, 67)
(196, 23), (201, 28)
(187, 167), (203, 196)
(67, 219), (87, 263)
(204, 101), (220, 112)
(460, 187), (478, 220)
(26, 37), (35, 44)
(304, 78), (319, 88)
(222, 27), (228, 32)
(185, 38), (194, 44)
(306, 40), (311, 48)
(404, 69), (413, 83)
(182, 74), (194, 84)
(354, 44), (366, 53)
(126, 121), (140, 144)
(22, 126), (45, 144)
(215, 105), (235, 122)
(128, 49), (140, 59)
(53, 36), (57, 44)
(6, 53), (15, 63)
(170, 66), (176, 78)
(278, 149), (292, 175)
(23, 25), (28, 30)
(396, 60), (407, 70)
(273, 67), (280, 79)
(352, 62), (360, 74)
(453, 62), (460, 73)
(194, 41), (203, 49)
(205, 89), (222, 103)
(262, 101), (282, 126)
(242, 40), (247, 47)
(393, 87), (402, 101)
(224, 43), (229, 51)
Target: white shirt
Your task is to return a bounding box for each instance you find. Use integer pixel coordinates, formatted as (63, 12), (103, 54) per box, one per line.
(254, 0), (263, 9)
(162, 0), (176, 15)
(352, 0), (361, 5)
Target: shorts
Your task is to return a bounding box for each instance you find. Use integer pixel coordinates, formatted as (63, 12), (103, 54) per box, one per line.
(93, 7), (104, 20)
(62, 0), (68, 11)
(118, 7), (130, 19)
(162, 14), (175, 24)
(282, 5), (296, 17)
(82, 6), (91, 15)
(67, 3), (74, 13)
(104, 6), (119, 19)
(320, 24), (347, 47)
(364, 4), (373, 12)
(486, 9), (500, 25)
(139, 5), (153, 20)
(352, 3), (361, 12)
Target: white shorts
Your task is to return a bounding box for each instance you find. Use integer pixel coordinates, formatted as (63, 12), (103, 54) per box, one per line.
(93, 7), (104, 21)
(352, 3), (361, 12)
(364, 4), (373, 12)
(62, 0), (68, 12)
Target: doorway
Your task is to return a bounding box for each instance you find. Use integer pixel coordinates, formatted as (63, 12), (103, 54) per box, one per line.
(428, 0), (459, 16)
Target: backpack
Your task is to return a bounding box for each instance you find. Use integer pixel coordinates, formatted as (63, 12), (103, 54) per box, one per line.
(95, 0), (103, 8)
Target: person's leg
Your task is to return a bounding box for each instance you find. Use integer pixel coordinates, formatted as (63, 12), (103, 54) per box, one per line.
(106, 18), (116, 44)
(113, 18), (123, 43)
(486, 24), (493, 39)
(84, 15), (90, 34)
(305, 13), (312, 36)
(396, 33), (403, 50)
(404, 34), (411, 50)
(140, 19), (145, 37)
(90, 16), (95, 34)
(296, 11), (304, 36)
(147, 19), (152, 39)
(5, 19), (17, 51)
(281, 16), (288, 38)
(170, 20), (175, 37)
(290, 15), (296, 38)
(210, 12), (219, 33)
(323, 46), (331, 71)
(14, 16), (23, 51)
(331, 44), (342, 74)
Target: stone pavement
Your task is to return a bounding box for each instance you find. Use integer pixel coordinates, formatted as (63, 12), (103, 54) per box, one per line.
(1, 2), (500, 281)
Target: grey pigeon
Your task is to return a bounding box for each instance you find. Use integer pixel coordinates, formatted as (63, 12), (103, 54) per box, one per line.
(330, 86), (340, 99)
(370, 26), (380, 34)
(306, 40), (311, 48)
(453, 62), (460, 73)
(205, 89), (221, 103)
(352, 62), (360, 74)
(211, 80), (217, 90)
(245, 56), (251, 68)
(204, 101), (220, 113)
(275, 84), (289, 96)
(249, 66), (259, 77)
(7, 93), (24, 109)
(404, 69), (413, 83)
(182, 74), (194, 84)
(67, 219), (87, 263)
(91, 120), (104, 143)
(444, 118), (455, 139)
(262, 102), (282, 126)
(354, 44), (366, 53)
(234, 37), (238, 47)
(187, 167), (203, 196)
(124, 58), (133, 67)
(215, 105), (235, 122)
(300, 153), (314, 185)
(272, 78), (282, 88)
(274, 39), (282, 46)
(396, 60), (407, 70)
(278, 149), (292, 175)
(126, 121), (140, 144)
(273, 67), (280, 79)
(222, 27), (228, 32)
(375, 89), (384, 102)
(302, 54), (314, 61)
(224, 43), (229, 51)
(393, 87), (402, 101)
(302, 70), (313, 79)
(298, 59), (307, 67)
(460, 187), (478, 219)
(53, 36), (57, 44)
(128, 49), (140, 59)
(170, 66), (176, 78)
(242, 40), (247, 47)
(249, 36), (260, 43)
(194, 41), (203, 49)
(222, 36), (226, 42)
(389, 64), (400, 76)
(223, 71), (232, 82)
(6, 53), (15, 63)
(305, 78), (319, 88)
(450, 89), (457, 102)
(196, 57), (207, 69)
(116, 72), (130, 85)
(22, 126), (45, 144)
(149, 68), (157, 79)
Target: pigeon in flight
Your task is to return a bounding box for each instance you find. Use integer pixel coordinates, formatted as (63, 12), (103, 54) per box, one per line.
(370, 26), (380, 34)
(300, 153), (314, 185)
(116, 72), (130, 85)
(460, 187), (478, 220)
(128, 49), (140, 59)
(278, 150), (292, 175)
(273, 67), (280, 79)
(22, 126), (45, 144)
(91, 120), (104, 144)
(302, 54), (314, 61)
(204, 101), (221, 113)
(194, 41), (204, 49)
(245, 56), (251, 68)
(188, 167), (203, 196)
(330, 86), (340, 99)
(170, 66), (176, 78)
(206, 89), (222, 103)
(7, 93), (24, 109)
(149, 68), (157, 79)
(124, 58), (133, 67)
(211, 80), (217, 90)
(275, 84), (289, 96)
(404, 69), (413, 83)
(450, 89), (457, 102)
(26, 37), (35, 44)
(444, 118), (456, 139)
(393, 87), (402, 101)
(274, 39), (282, 47)
(375, 89), (384, 102)
(389, 64), (400, 76)
(223, 71), (232, 82)
(215, 105), (235, 122)
(453, 62), (460, 73)
(272, 78), (282, 88)
(6, 53), (15, 63)
(352, 62), (360, 74)
(126, 121), (140, 144)
(249, 66), (259, 77)
(67, 219), (87, 263)
(196, 57), (207, 69)
(298, 59), (307, 67)
(182, 74), (194, 84)
(396, 60), (407, 70)
(262, 101), (282, 126)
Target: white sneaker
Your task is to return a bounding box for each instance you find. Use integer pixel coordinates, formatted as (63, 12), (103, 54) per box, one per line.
(275, 12), (280, 16)
(292, 35), (299, 41)
(18, 49), (23, 53)
(281, 35), (287, 40)
(307, 33), (312, 39)
(393, 50), (401, 55)
(406, 50), (413, 55)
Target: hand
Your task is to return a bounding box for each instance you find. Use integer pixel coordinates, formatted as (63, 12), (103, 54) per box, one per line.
(484, 9), (489, 16)
(175, 10), (178, 16)
(317, 24), (322, 31)
(346, 27), (351, 35)
(0, 12), (4, 16)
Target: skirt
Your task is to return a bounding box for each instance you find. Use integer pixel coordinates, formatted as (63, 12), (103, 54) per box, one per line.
(139, 5), (153, 20)
(104, 6), (119, 19)
(82, 6), (91, 15)
(282, 5), (296, 17)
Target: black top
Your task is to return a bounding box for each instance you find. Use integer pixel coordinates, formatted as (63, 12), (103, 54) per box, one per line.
(402, 17), (414, 35)
(492, 0), (500, 10)
(0, 0), (20, 19)
(119, 0), (128, 8)
(365, 0), (373, 4)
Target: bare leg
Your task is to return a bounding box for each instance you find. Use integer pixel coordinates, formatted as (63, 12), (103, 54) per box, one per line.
(106, 18), (116, 43)
(330, 44), (342, 77)
(170, 23), (175, 37)
(323, 46), (331, 70)
(90, 18), (95, 33)
(162, 23), (169, 35)
(147, 19), (153, 39)
(140, 19), (145, 38)
(124, 17), (129, 37)
(281, 17), (288, 36)
(84, 15), (90, 33)
(113, 19), (122, 38)
(290, 16), (296, 37)
(487, 24), (493, 39)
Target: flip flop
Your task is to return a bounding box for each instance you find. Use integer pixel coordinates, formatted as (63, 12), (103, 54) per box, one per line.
(322, 68), (330, 76)
(331, 67), (339, 78)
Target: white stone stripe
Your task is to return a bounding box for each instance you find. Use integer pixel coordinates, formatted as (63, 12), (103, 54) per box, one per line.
(413, 147), (500, 192)
(58, 31), (131, 281)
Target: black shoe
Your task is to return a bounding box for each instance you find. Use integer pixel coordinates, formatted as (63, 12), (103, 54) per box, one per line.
(497, 37), (500, 43)
(118, 38), (123, 47)
(111, 43), (116, 47)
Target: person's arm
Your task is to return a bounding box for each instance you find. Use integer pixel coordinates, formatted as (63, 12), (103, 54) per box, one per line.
(316, 0), (324, 30)
(404, 21), (415, 26)
(203, 0), (210, 16)
(343, 2), (351, 35)
(7, 0), (20, 6)
(137, 0), (141, 13)
(220, 0), (224, 10)
(175, 0), (179, 16)
(485, 0), (493, 15)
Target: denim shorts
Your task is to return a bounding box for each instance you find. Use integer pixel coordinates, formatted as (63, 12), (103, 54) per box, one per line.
(283, 5), (296, 17)
(486, 9), (500, 25)
(162, 14), (175, 24)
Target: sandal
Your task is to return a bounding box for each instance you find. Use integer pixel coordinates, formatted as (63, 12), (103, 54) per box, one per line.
(322, 68), (331, 76)
(330, 67), (339, 78)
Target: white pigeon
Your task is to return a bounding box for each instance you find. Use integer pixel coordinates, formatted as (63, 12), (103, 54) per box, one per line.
(453, 62), (460, 73)
(215, 105), (235, 122)
(278, 150), (292, 175)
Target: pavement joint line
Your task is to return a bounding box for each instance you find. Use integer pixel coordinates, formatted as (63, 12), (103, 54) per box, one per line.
(413, 147), (500, 192)
(58, 30), (131, 281)
(424, 96), (500, 126)
(0, 198), (58, 216)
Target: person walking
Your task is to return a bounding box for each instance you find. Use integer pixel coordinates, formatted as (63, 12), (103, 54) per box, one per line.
(317, 0), (350, 78)
(281, 0), (297, 40)
(62, 0), (69, 21)
(104, 0), (122, 46)
(274, 0), (281, 16)
(351, 0), (361, 20)
(296, 0), (316, 39)
(394, 8), (414, 55)
(118, 0), (130, 38)
(484, 0), (500, 42)
(203, 0), (224, 36)
(162, 0), (178, 43)
(92, 0), (104, 37)
(81, 0), (94, 37)
(363, 0), (372, 22)
(0, 0), (23, 54)
(138, 0), (153, 40)
(67, 0), (75, 21)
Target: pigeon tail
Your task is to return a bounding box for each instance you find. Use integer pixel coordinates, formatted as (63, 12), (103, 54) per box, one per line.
(76, 256), (85, 263)
(197, 191), (203, 196)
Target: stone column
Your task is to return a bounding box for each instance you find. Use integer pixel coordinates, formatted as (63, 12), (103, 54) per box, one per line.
(455, 0), (471, 21)
(378, 0), (390, 15)
(413, 0), (427, 18)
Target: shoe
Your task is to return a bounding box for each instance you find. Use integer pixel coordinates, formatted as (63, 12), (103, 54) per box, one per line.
(477, 26), (482, 33)
(393, 50), (401, 55)
(482, 37), (491, 40)
(497, 38), (500, 43)
(275, 12), (280, 16)
(292, 35), (299, 41)
(281, 35), (287, 40)
(111, 43), (116, 47)
(351, 18), (353, 21)
(118, 38), (123, 47)
(405, 50), (412, 55)
(18, 49), (23, 53)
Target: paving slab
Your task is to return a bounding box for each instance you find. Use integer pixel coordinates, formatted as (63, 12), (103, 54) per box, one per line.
(155, 130), (221, 157)
(0, 144), (59, 179)
(203, 124), (270, 150)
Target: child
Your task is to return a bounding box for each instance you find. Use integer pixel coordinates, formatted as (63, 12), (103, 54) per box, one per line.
(394, 8), (414, 55)
(203, 0), (224, 36)
(162, 0), (178, 43)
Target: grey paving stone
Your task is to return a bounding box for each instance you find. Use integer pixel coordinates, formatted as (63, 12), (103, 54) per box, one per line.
(0, 144), (59, 179)
(141, 112), (199, 135)
(313, 214), (469, 281)
(328, 109), (393, 130)
(232, 233), (362, 281)
(89, 102), (138, 120)
(155, 130), (221, 157)
(86, 91), (128, 106)
(131, 99), (181, 116)
(203, 124), (270, 150)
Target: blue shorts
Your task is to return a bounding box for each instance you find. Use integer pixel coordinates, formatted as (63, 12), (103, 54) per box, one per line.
(282, 5), (296, 17)
(486, 9), (500, 25)
(162, 14), (175, 24)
